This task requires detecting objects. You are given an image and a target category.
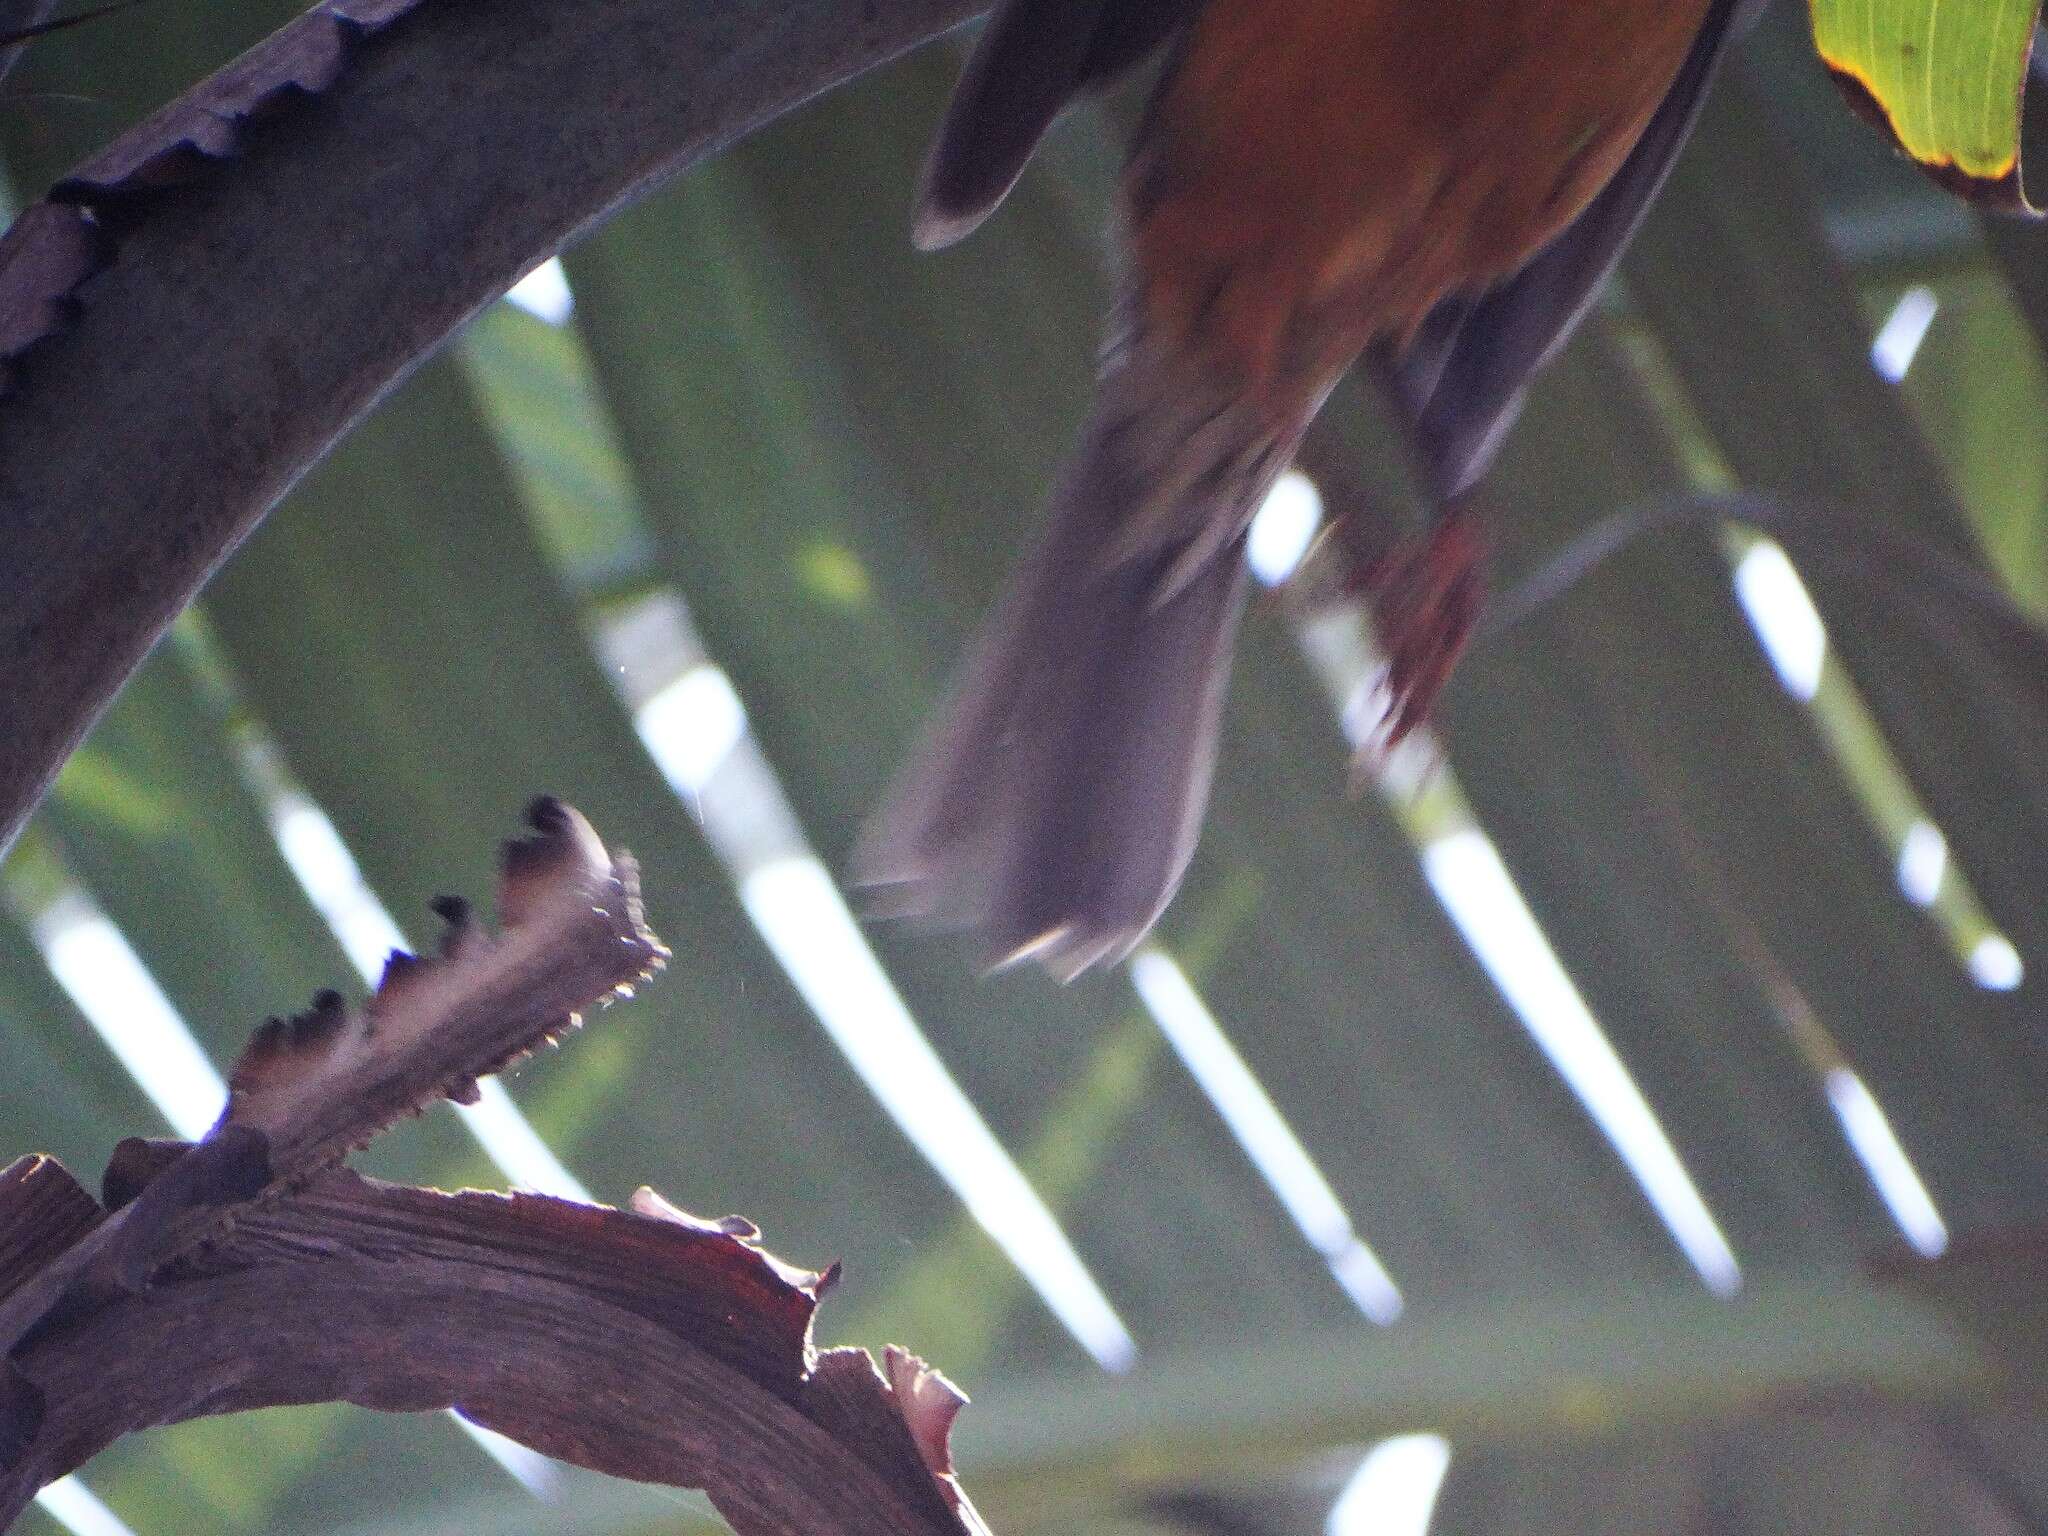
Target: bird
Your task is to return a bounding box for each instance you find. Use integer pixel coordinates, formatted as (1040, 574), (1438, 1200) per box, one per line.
(854, 0), (1762, 979)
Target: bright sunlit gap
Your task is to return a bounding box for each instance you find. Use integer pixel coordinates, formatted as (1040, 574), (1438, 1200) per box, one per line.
(262, 787), (593, 1202)
(1326, 1433), (1453, 1536)
(635, 664), (749, 799)
(1725, 546), (2027, 993)
(32, 893), (224, 1141)
(1870, 286), (1939, 384)
(611, 587), (1137, 1372)
(1733, 540), (1826, 701)
(1247, 470), (1325, 586)
(1969, 934), (2025, 992)
(1896, 820), (1948, 908)
(1421, 832), (1743, 1296)
(273, 794), (410, 981)
(461, 289), (1138, 1369)
(1130, 950), (1403, 1324)
(504, 257), (574, 325)
(741, 857), (1138, 1371)
(454, 1081), (592, 1203)
(1822, 1067), (1948, 1258)
(35, 1476), (138, 1536)
(460, 282), (1138, 1369)
(1287, 604), (1739, 1291)
(453, 1416), (560, 1498)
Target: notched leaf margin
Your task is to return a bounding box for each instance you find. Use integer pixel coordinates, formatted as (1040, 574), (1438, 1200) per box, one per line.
(0, 801), (994, 1534)
(225, 794), (666, 1169)
(0, 0), (426, 385)
(0, 797), (665, 1357)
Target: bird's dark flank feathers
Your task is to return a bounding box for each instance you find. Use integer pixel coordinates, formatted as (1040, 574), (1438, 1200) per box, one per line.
(1390, 0), (1771, 500)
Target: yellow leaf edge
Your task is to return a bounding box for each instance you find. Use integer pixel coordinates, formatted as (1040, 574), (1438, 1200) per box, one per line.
(1814, 10), (2045, 217)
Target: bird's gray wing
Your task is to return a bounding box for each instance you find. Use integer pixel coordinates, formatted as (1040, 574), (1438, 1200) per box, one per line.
(915, 0), (1200, 249)
(1393, 0), (1775, 500)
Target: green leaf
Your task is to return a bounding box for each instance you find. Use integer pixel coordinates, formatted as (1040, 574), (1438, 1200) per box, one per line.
(1811, 0), (2044, 209)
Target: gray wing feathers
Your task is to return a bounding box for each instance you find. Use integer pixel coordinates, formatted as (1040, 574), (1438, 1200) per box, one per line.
(915, 0), (1198, 249)
(1391, 0), (1767, 498)
(852, 366), (1276, 978)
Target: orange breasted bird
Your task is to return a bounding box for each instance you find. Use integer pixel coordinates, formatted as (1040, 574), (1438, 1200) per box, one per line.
(856, 0), (1766, 977)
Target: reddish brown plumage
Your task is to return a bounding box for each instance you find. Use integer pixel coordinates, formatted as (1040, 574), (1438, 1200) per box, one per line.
(858, 0), (1725, 975)
(1132, 0), (1715, 436)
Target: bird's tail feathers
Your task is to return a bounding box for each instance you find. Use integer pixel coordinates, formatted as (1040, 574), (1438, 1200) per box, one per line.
(853, 365), (1299, 978)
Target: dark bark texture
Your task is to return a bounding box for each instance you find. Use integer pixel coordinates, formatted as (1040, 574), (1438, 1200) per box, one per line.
(0, 0), (982, 859)
(0, 801), (992, 1536)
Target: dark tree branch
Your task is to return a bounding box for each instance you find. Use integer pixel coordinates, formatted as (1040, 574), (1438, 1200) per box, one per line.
(1478, 489), (2048, 667)
(0, 802), (992, 1536)
(4, 1168), (991, 1536)
(0, 795), (667, 1353)
(0, 0), (57, 88)
(0, 0), (983, 859)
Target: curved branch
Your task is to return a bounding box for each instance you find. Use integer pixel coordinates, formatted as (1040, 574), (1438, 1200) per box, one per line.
(1479, 488), (2048, 659)
(0, 802), (990, 1534)
(3, 1170), (990, 1535)
(0, 0), (981, 856)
